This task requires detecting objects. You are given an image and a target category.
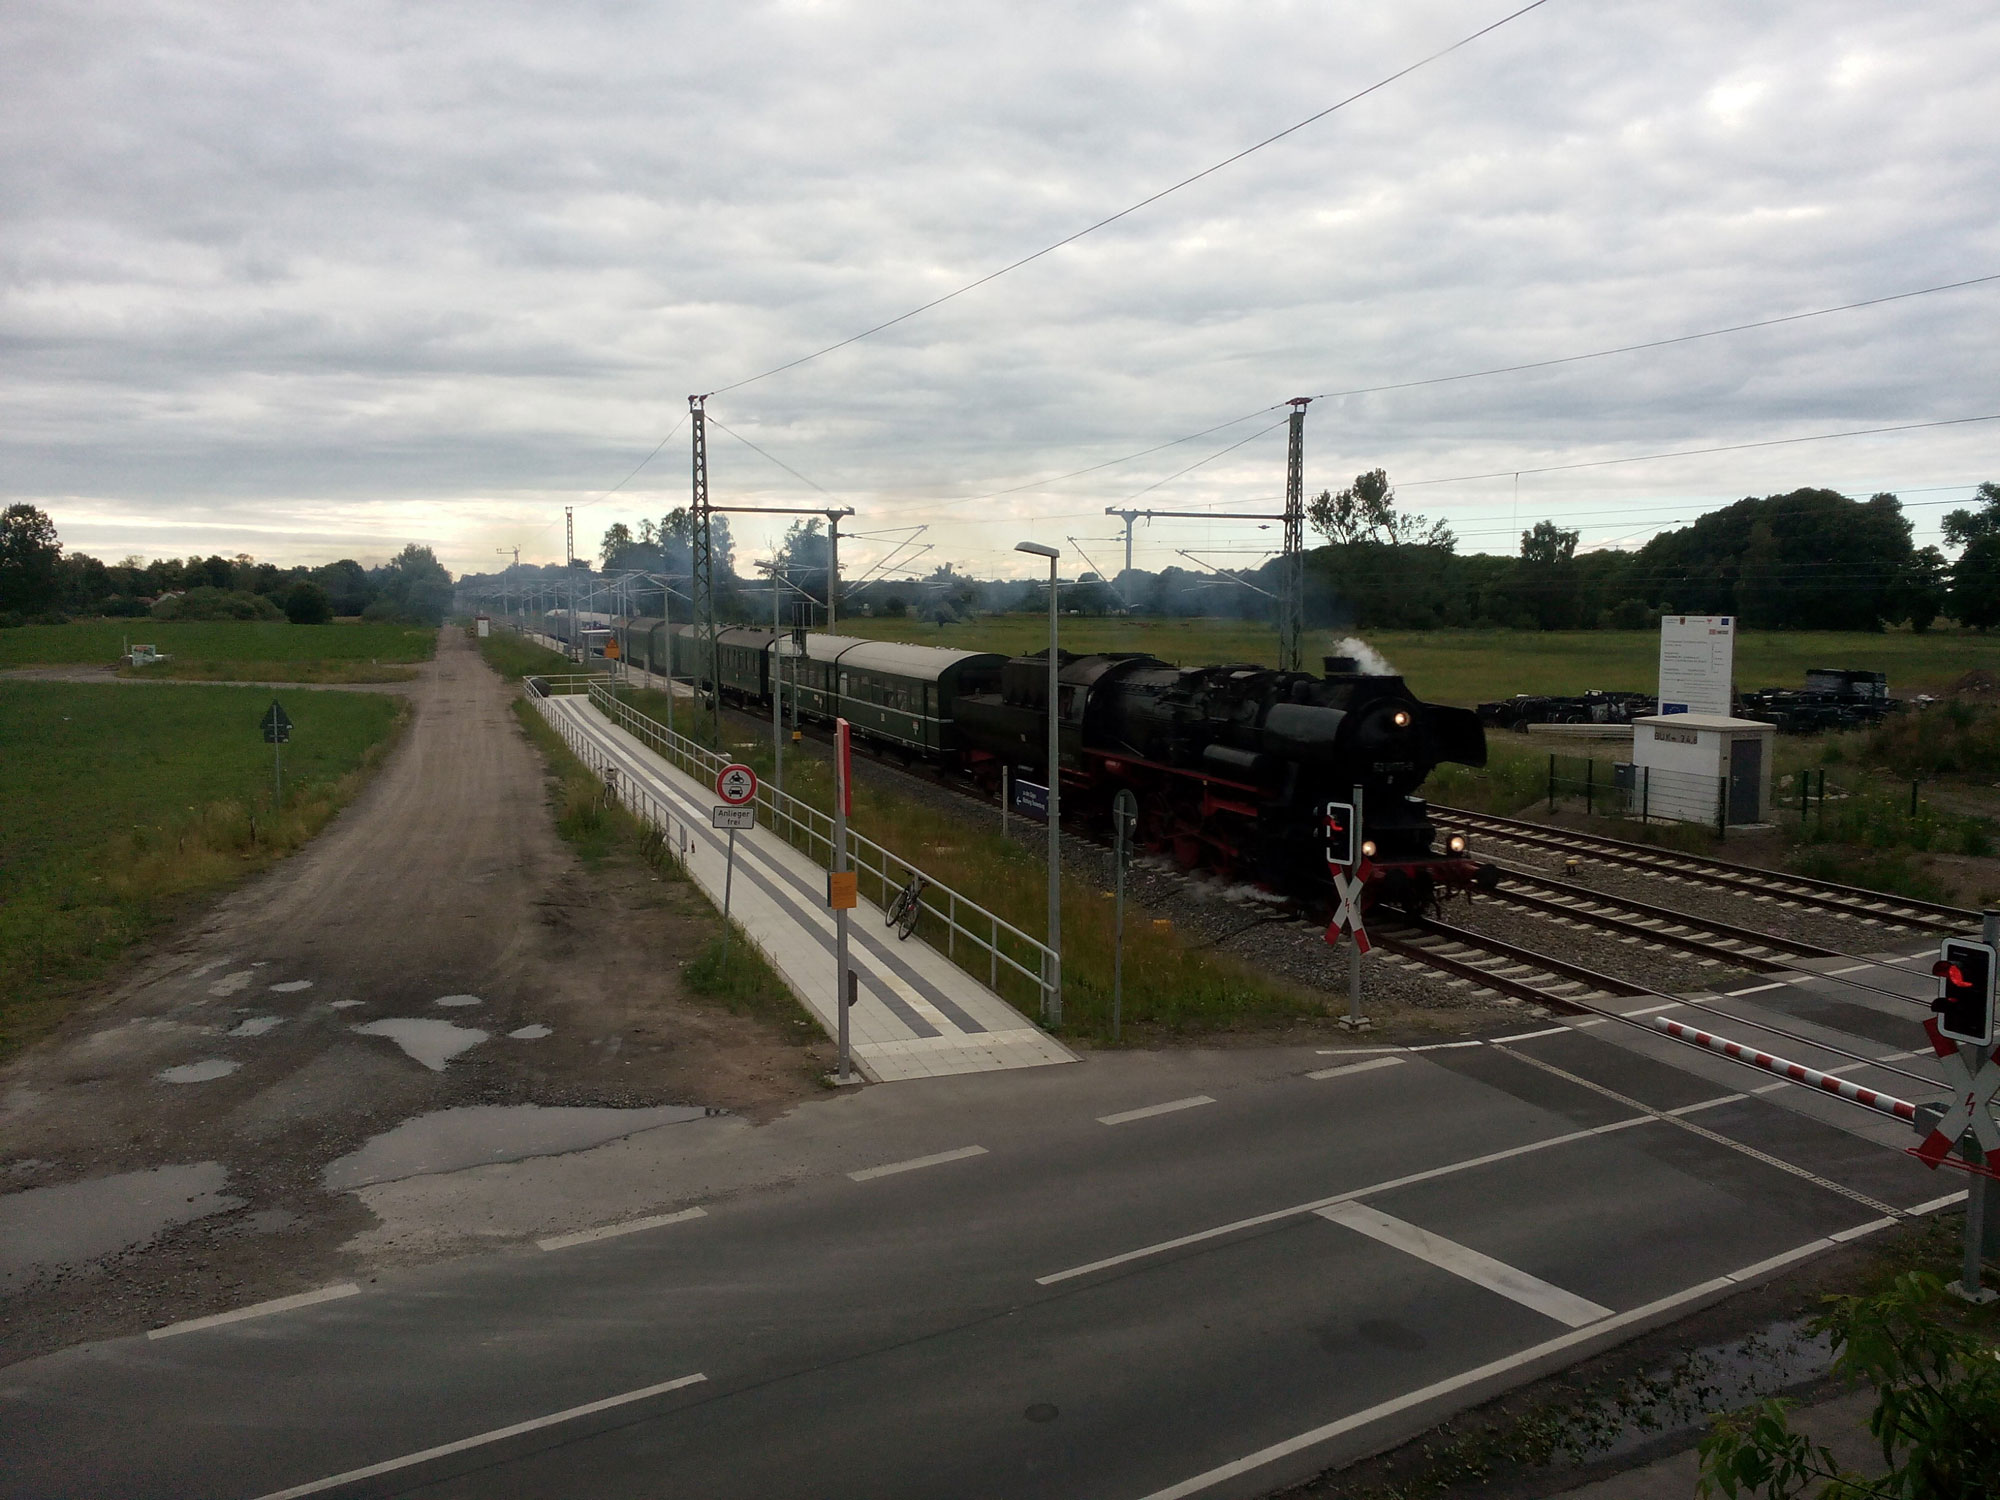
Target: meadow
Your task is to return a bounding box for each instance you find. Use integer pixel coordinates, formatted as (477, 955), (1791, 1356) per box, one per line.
(835, 616), (1999, 705)
(0, 682), (407, 1055)
(0, 619), (435, 681)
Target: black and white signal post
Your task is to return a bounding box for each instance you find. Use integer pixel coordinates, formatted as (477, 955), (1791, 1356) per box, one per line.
(712, 762), (757, 965)
(1323, 786), (1370, 1030)
(1910, 914), (2000, 1301)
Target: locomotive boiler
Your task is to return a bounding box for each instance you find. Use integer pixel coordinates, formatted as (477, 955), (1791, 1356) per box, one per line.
(955, 651), (1493, 912)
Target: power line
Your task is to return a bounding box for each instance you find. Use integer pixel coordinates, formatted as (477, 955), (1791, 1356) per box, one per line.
(1398, 414), (2000, 488)
(1313, 272), (2000, 403)
(707, 416), (834, 495)
(702, 0), (1552, 398)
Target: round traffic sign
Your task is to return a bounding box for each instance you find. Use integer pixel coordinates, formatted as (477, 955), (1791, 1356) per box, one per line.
(716, 762), (758, 806)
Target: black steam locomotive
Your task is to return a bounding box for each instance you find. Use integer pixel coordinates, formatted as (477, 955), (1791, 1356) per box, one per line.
(592, 615), (1493, 915)
(957, 651), (1492, 912)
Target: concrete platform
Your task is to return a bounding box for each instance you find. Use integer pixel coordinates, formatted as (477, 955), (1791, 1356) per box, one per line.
(537, 695), (1076, 1083)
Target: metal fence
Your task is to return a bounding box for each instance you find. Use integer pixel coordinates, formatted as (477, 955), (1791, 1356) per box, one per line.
(525, 676), (1059, 1020)
(1545, 754), (1729, 837)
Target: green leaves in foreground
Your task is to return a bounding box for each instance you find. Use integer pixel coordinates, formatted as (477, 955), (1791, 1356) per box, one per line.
(1698, 1271), (2000, 1499)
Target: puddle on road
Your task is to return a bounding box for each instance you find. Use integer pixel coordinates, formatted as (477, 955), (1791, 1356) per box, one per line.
(207, 971), (254, 997)
(158, 1059), (241, 1083)
(226, 1016), (283, 1038)
(508, 1024), (552, 1040)
(269, 980), (313, 994)
(330, 1000), (364, 1010)
(324, 1103), (713, 1189)
(434, 995), (483, 1008)
(0, 1162), (241, 1288)
(352, 1018), (488, 1071)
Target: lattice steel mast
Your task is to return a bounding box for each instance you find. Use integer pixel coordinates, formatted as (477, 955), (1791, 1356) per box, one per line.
(1279, 396), (1311, 673)
(689, 393), (720, 746)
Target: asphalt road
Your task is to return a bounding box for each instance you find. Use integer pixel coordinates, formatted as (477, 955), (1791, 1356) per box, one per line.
(0, 938), (1966, 1500)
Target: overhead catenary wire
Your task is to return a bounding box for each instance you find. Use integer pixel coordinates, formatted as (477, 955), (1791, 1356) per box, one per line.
(701, 0), (1553, 400)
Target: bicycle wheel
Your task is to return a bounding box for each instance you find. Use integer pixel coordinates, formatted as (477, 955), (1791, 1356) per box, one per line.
(896, 890), (922, 940)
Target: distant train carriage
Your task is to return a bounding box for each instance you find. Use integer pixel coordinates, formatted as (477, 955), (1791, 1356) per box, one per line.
(796, 640), (1006, 756)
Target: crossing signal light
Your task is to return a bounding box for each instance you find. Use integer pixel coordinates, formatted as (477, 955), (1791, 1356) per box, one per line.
(1933, 938), (1997, 1047)
(1325, 801), (1356, 868)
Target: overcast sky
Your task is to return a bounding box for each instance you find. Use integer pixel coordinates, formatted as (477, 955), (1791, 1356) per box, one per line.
(6, 0), (1997, 582)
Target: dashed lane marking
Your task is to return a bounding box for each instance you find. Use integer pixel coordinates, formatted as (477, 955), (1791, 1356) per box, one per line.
(1317, 1201), (1612, 1328)
(848, 1145), (988, 1182)
(249, 1373), (708, 1500)
(149, 1284), (360, 1340)
(1099, 1096), (1216, 1126)
(537, 1207), (707, 1252)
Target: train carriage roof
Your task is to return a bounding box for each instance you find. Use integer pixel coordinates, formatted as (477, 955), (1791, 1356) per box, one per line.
(796, 635), (1004, 684)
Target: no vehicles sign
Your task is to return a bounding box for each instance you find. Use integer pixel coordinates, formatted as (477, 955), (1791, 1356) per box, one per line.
(716, 763), (758, 806)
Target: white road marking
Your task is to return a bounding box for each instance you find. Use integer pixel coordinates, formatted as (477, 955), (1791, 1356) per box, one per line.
(1492, 1027), (1571, 1043)
(1669, 1093), (1747, 1115)
(1099, 1095), (1216, 1126)
(1408, 1041), (1482, 1052)
(537, 1207), (707, 1252)
(1317, 1202), (1612, 1328)
(1827, 963), (1872, 976)
(1307, 1057), (1406, 1082)
(1726, 982), (1785, 996)
(1620, 1001), (1682, 1017)
(149, 1284), (360, 1340)
(1035, 1112), (1670, 1286)
(1313, 1046), (1405, 1056)
(250, 1372), (708, 1499)
(1131, 1204), (1964, 1500)
(848, 1145), (988, 1181)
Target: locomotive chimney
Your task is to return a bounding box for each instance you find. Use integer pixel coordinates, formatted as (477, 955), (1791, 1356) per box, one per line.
(1323, 655), (1358, 677)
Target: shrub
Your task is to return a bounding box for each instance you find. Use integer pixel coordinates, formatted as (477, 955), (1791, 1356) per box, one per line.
(152, 587), (284, 622)
(283, 581), (334, 625)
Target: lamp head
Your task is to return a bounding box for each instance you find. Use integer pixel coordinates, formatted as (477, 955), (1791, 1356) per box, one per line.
(1014, 541), (1059, 560)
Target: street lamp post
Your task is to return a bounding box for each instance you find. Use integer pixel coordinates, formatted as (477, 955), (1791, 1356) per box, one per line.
(1015, 541), (1062, 1028)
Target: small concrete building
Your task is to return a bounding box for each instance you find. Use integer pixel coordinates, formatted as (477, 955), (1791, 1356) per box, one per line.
(1628, 713), (1776, 827)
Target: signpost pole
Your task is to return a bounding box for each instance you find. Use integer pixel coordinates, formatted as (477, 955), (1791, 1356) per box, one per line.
(1349, 782), (1364, 1027)
(835, 720), (852, 1084)
(1113, 790), (1135, 1045)
(1974, 909), (2000, 1279)
(1001, 766), (1010, 840)
(722, 829), (737, 967)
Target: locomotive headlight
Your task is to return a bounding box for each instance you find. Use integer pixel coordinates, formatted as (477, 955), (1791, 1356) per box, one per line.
(1360, 839), (1377, 857)
(1391, 710), (1411, 728)
(1447, 834), (1467, 854)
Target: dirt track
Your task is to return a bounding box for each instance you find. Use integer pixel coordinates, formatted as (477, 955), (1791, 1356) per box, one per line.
(0, 629), (824, 1364)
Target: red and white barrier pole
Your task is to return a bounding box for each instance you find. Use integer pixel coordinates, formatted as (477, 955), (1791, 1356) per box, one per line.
(1651, 1016), (1918, 1123)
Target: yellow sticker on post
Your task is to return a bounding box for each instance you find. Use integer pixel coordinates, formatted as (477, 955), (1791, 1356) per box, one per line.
(827, 871), (858, 910)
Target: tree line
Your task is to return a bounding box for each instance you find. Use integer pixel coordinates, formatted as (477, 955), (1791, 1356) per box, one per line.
(0, 505), (454, 627)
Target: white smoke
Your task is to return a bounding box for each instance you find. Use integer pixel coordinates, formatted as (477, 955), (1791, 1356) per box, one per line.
(1334, 636), (1397, 676)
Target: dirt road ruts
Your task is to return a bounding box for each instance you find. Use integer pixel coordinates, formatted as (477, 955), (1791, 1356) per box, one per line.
(1, 628), (823, 1365)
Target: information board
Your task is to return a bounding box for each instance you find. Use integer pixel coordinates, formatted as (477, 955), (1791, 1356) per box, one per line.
(1658, 615), (1735, 716)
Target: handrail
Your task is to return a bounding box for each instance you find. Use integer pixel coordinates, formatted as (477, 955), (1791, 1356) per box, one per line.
(540, 680), (1056, 1019)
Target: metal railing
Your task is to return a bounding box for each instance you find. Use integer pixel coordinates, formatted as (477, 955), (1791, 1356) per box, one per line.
(528, 677), (1058, 1020)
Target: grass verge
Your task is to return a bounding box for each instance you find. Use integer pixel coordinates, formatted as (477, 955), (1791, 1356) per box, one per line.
(122, 659), (420, 684)
(0, 682), (408, 1058)
(508, 696), (813, 1038)
(479, 627), (585, 683)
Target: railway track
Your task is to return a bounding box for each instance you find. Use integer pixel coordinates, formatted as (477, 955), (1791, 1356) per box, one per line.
(1432, 805), (1978, 931)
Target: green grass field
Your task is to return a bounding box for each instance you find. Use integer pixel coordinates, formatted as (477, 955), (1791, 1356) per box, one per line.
(0, 619), (436, 681)
(835, 617), (1998, 705)
(0, 682), (407, 1056)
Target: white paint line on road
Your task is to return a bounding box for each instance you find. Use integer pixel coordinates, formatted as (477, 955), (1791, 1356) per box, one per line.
(1669, 1093), (1748, 1114)
(1910, 1190), (1970, 1215)
(1726, 982), (1786, 996)
(1035, 1113), (1660, 1287)
(1408, 1041), (1482, 1052)
(1308, 1057), (1406, 1082)
(250, 1372), (708, 1500)
(849, 1145), (988, 1182)
(1317, 1202), (1612, 1329)
(1313, 1046), (1404, 1056)
(1492, 1027), (1570, 1043)
(149, 1284), (360, 1340)
(538, 1207), (707, 1252)
(1620, 1001), (1682, 1017)
(1132, 1216), (1917, 1500)
(1827, 963), (1873, 976)
(1099, 1095), (1216, 1126)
